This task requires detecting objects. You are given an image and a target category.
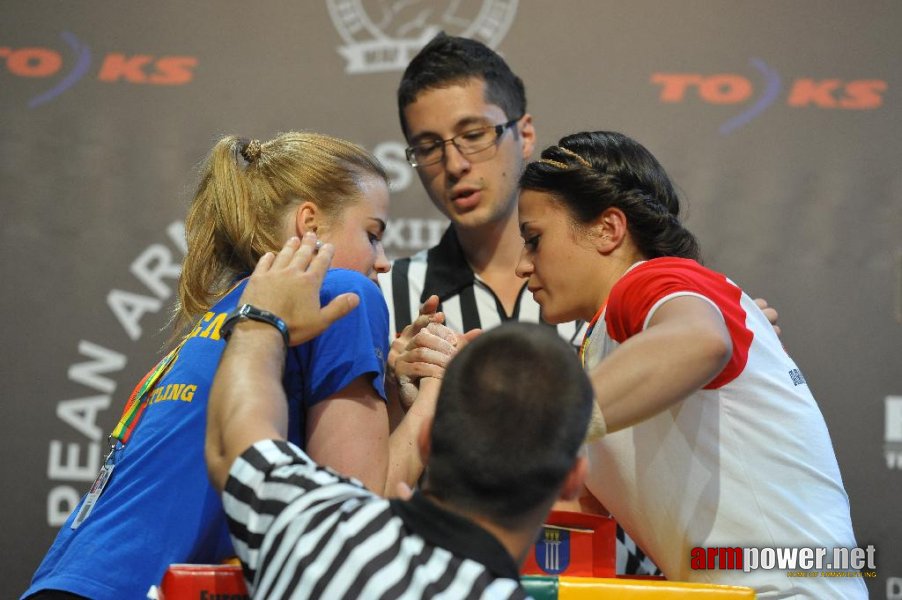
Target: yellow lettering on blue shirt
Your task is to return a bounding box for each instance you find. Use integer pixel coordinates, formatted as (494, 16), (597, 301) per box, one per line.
(189, 312), (215, 338)
(148, 383), (197, 404)
(188, 311), (228, 340)
(200, 312), (227, 340)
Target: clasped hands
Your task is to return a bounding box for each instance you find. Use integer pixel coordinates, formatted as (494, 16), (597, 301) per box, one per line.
(388, 295), (481, 410)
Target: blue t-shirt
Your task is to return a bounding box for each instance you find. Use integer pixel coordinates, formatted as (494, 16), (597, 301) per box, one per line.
(23, 269), (388, 600)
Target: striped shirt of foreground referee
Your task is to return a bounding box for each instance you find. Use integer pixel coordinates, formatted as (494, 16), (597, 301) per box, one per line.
(205, 235), (594, 599)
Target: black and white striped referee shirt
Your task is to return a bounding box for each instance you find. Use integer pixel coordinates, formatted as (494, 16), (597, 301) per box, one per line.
(379, 226), (585, 347)
(224, 439), (531, 600)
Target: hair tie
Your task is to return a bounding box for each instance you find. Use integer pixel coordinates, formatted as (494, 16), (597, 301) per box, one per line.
(557, 146), (592, 169)
(539, 158), (569, 170)
(240, 139), (263, 163)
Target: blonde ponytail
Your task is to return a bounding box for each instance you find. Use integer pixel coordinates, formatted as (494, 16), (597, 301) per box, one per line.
(171, 132), (386, 336)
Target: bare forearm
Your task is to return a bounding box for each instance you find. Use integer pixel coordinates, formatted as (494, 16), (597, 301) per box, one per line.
(304, 378), (391, 494)
(383, 377), (440, 496)
(206, 323), (288, 491)
(384, 372), (406, 431)
(592, 302), (731, 433)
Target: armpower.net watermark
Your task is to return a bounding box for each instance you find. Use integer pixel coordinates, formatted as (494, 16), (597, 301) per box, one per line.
(690, 545), (877, 577)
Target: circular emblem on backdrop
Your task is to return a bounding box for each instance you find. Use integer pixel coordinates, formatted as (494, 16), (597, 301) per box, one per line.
(326, 0), (519, 74)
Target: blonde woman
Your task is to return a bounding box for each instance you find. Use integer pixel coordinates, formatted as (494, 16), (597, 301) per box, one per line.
(25, 133), (423, 600)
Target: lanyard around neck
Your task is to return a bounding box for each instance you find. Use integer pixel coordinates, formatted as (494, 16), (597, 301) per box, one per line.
(109, 279), (247, 447)
(109, 338), (186, 446)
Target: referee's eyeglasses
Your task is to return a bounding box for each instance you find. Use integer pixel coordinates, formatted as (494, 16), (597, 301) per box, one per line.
(405, 116), (523, 168)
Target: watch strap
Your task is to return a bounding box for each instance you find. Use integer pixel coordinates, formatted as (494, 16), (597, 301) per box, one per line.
(220, 303), (290, 347)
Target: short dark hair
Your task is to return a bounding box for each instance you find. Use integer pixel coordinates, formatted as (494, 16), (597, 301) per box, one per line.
(397, 32), (527, 137)
(520, 131), (701, 261)
(426, 323), (593, 525)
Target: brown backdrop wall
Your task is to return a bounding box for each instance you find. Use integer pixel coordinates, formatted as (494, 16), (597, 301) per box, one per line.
(2, 1), (900, 596)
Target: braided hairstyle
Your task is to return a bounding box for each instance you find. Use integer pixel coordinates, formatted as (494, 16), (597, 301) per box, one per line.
(520, 131), (700, 261)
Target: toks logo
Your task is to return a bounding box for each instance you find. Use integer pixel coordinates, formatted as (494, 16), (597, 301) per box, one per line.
(1, 32), (198, 108)
(651, 58), (887, 134)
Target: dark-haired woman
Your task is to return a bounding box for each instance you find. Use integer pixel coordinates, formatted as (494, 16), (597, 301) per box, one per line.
(515, 131), (866, 598)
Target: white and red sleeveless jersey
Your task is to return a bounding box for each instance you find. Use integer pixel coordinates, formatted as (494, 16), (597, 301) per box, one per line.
(582, 257), (866, 598)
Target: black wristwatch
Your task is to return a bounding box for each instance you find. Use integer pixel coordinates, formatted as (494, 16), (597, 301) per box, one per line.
(220, 304), (290, 347)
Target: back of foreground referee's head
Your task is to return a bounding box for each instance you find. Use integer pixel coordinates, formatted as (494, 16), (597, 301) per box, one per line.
(423, 322), (593, 531)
